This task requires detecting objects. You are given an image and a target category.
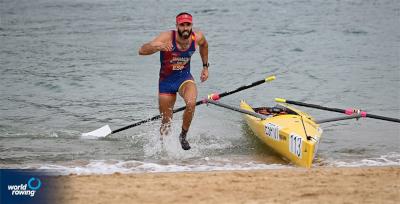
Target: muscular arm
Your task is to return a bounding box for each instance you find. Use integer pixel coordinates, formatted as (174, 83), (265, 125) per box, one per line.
(196, 31), (209, 82)
(197, 32), (208, 65)
(138, 32), (172, 55)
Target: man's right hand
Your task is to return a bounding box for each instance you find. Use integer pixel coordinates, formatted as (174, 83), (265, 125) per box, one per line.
(151, 41), (173, 52)
(139, 32), (173, 55)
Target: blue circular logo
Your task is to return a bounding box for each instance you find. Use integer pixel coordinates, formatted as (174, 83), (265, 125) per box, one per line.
(28, 177), (41, 190)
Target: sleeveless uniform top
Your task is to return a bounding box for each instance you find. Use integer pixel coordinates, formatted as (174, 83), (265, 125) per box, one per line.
(158, 30), (196, 94)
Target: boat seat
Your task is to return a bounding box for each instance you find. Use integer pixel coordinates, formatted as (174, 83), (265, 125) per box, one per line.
(254, 106), (287, 116)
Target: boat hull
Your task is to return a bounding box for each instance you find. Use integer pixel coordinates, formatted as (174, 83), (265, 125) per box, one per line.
(240, 101), (323, 168)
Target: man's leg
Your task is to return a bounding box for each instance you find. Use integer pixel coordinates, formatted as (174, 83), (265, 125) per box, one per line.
(178, 81), (197, 150)
(159, 94), (177, 137)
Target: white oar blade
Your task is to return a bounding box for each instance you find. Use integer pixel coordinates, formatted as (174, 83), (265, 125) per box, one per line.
(81, 125), (112, 139)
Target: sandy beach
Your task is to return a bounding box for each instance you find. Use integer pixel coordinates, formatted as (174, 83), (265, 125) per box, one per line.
(50, 166), (399, 204)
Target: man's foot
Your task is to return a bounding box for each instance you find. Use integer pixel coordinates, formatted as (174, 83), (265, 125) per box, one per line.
(179, 128), (191, 150)
(160, 123), (171, 136)
(160, 136), (164, 145)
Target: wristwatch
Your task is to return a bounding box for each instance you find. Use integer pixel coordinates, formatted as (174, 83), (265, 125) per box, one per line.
(203, 62), (210, 69)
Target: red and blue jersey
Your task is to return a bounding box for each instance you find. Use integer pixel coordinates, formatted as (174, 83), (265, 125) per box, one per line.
(159, 30), (196, 94)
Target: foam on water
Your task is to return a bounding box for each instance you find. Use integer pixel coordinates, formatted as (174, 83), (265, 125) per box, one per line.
(325, 152), (400, 167)
(33, 152), (400, 175)
(37, 159), (288, 175)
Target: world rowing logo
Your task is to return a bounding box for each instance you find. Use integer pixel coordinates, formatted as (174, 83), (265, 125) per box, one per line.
(7, 177), (42, 197)
(28, 177), (42, 190)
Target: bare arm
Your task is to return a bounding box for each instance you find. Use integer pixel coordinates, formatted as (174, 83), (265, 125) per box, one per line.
(196, 31), (209, 82)
(197, 32), (208, 66)
(138, 32), (172, 55)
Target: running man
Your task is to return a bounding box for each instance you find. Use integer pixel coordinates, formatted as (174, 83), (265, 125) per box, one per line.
(138, 12), (209, 150)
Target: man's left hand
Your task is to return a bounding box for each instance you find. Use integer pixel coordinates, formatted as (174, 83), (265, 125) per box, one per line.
(200, 68), (208, 82)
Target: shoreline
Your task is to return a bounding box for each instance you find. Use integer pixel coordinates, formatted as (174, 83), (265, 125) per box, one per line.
(51, 166), (399, 204)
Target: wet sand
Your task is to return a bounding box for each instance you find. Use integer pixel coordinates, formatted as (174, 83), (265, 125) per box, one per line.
(51, 166), (399, 204)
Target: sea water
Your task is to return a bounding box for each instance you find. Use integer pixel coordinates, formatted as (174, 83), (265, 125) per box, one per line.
(1, 0), (399, 174)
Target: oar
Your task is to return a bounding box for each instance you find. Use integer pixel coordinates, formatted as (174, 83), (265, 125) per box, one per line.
(315, 114), (362, 124)
(275, 98), (400, 123)
(81, 75), (276, 138)
(206, 99), (268, 120)
(206, 99), (368, 124)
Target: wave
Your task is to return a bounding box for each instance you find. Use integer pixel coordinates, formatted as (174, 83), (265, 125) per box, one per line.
(36, 159), (287, 175)
(326, 152), (400, 167)
(12, 152), (400, 175)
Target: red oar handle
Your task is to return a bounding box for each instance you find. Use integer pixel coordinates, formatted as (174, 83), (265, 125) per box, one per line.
(344, 108), (367, 117)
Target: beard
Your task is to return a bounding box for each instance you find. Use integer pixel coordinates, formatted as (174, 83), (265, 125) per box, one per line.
(178, 28), (192, 39)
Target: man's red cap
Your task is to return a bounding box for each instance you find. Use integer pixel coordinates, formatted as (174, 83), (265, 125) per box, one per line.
(176, 13), (193, 24)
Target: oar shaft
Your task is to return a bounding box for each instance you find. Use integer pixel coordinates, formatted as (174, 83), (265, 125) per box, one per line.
(206, 99), (268, 120)
(111, 75), (276, 134)
(173, 101), (203, 113)
(316, 114), (361, 124)
(112, 102), (204, 134)
(286, 100), (344, 114)
(366, 113), (400, 123)
(219, 79), (268, 98)
(111, 115), (161, 134)
(276, 98), (400, 123)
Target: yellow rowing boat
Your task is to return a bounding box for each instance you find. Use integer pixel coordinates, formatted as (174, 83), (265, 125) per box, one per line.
(240, 100), (323, 168)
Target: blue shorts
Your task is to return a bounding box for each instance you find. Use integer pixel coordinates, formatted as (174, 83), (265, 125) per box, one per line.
(159, 74), (194, 95)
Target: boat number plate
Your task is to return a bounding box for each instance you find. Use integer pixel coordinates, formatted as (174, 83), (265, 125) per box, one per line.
(289, 134), (302, 158)
(265, 123), (280, 141)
